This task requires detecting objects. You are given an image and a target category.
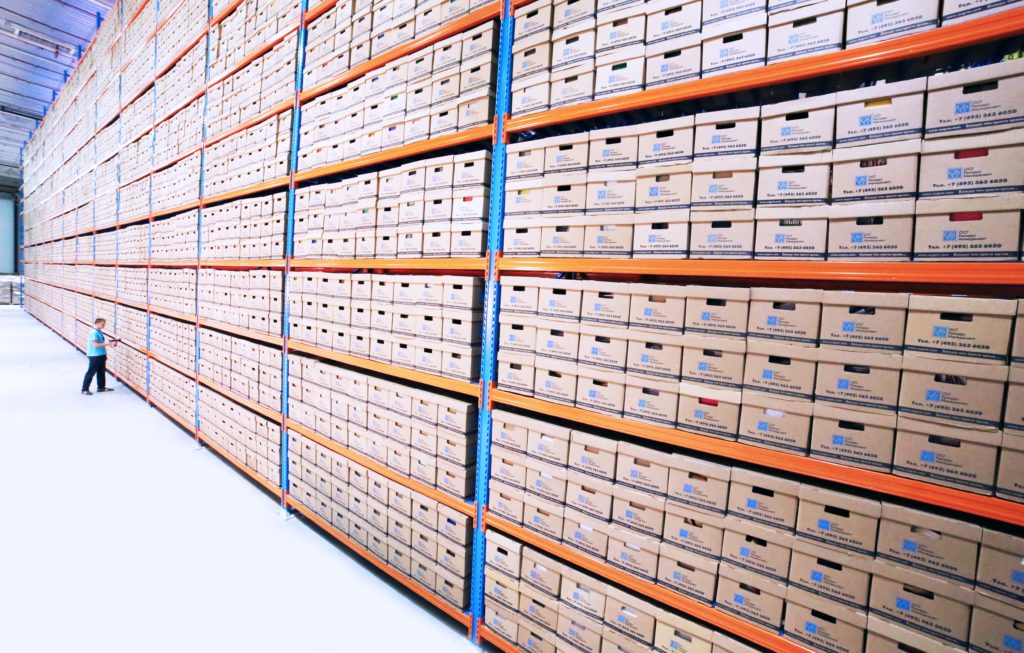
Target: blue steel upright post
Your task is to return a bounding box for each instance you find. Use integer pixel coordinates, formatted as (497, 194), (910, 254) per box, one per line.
(469, 0), (514, 640)
(195, 0), (214, 441)
(279, 0), (311, 506)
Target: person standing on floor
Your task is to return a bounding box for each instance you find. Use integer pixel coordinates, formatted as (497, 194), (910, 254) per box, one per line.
(82, 317), (118, 396)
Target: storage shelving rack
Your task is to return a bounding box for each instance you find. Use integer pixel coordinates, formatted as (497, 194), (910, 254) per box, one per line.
(19, 0), (1024, 650)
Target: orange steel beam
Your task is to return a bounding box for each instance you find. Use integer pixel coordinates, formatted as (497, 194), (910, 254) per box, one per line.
(506, 8), (1024, 134)
(288, 257), (487, 271)
(478, 626), (519, 653)
(492, 390), (1024, 528)
(497, 258), (1024, 285)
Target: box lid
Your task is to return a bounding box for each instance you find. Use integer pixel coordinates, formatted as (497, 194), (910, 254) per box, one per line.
(712, 632), (764, 653)
(871, 559), (976, 604)
(916, 194), (1024, 214)
(908, 294), (1017, 317)
(571, 429), (619, 451)
(792, 537), (876, 572)
(757, 151), (832, 168)
(657, 539), (720, 573)
(654, 607), (714, 642)
(619, 441), (677, 466)
(678, 380), (743, 403)
(695, 105), (761, 126)
(816, 348), (901, 369)
(587, 168), (638, 183)
(760, 92), (838, 118)
(768, 0), (843, 23)
(718, 561), (788, 597)
(831, 137), (921, 163)
(681, 332), (747, 353)
(671, 452), (733, 481)
(981, 526), (1024, 556)
(755, 204), (829, 220)
(866, 615), (960, 653)
(551, 62), (595, 82)
(636, 114), (696, 132)
(633, 208), (690, 223)
(596, 44), (646, 65)
(731, 467), (801, 495)
(926, 57), (1024, 93)
(701, 11), (768, 39)
(821, 289), (910, 309)
(896, 414), (1004, 446)
(750, 286), (823, 302)
(836, 77), (927, 105)
(535, 356), (579, 374)
(693, 155), (758, 172)
(627, 328), (685, 346)
(798, 485), (881, 517)
(625, 372), (678, 392)
(740, 389), (814, 415)
(746, 338), (821, 361)
(687, 284), (750, 301)
(920, 127), (1024, 153)
(690, 208), (754, 223)
(597, 2), (647, 24)
(631, 282), (688, 299)
(724, 513), (793, 544)
(786, 585), (868, 627)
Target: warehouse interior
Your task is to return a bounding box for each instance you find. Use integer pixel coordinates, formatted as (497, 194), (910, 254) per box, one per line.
(7, 0), (1024, 651)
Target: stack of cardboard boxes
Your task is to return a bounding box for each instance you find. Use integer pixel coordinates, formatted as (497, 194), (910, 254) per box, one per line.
(115, 267), (148, 305)
(199, 386), (282, 486)
(152, 153), (202, 212)
(287, 272), (483, 382)
(483, 533), (762, 653)
(199, 327), (282, 411)
(118, 305), (151, 353)
(154, 40), (206, 120)
(504, 57), (1024, 261)
(298, 20), (498, 169)
(288, 353), (478, 498)
(288, 428), (475, 609)
(108, 339), (149, 392)
(497, 278), (1023, 499)
(150, 211), (200, 261)
(510, 0), (1022, 115)
(150, 268), (198, 315)
(153, 98), (204, 170)
(206, 35), (298, 140)
(151, 360), (199, 426)
(208, 0), (299, 81)
(292, 153), (490, 259)
(155, 0), (208, 74)
(201, 194), (286, 260)
(197, 269), (284, 334)
(486, 421), (1024, 651)
(118, 177), (151, 224)
(152, 314), (198, 374)
(203, 111), (292, 196)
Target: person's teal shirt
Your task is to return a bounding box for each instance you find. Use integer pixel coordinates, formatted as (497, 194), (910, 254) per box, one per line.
(87, 328), (105, 357)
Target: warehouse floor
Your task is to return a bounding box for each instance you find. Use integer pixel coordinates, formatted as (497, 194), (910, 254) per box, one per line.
(0, 307), (479, 653)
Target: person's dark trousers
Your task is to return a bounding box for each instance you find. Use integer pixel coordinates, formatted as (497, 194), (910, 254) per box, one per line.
(82, 355), (107, 392)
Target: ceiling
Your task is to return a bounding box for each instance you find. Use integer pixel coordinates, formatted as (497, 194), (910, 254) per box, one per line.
(0, 0), (115, 192)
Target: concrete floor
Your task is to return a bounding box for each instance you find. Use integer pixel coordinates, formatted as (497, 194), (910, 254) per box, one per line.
(0, 307), (481, 653)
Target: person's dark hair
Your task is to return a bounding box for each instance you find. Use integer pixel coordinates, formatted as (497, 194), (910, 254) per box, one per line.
(95, 318), (105, 325)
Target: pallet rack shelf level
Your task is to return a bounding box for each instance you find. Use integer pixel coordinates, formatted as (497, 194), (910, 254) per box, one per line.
(198, 375), (283, 423)
(288, 341), (481, 397)
(198, 430), (283, 496)
(286, 420), (477, 519)
(292, 124), (494, 184)
(147, 349), (195, 380)
(496, 259), (1024, 285)
(504, 8), (1024, 134)
(285, 495), (474, 629)
(484, 514), (814, 652)
(289, 258), (487, 272)
(491, 390), (1024, 528)
(196, 317), (284, 347)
